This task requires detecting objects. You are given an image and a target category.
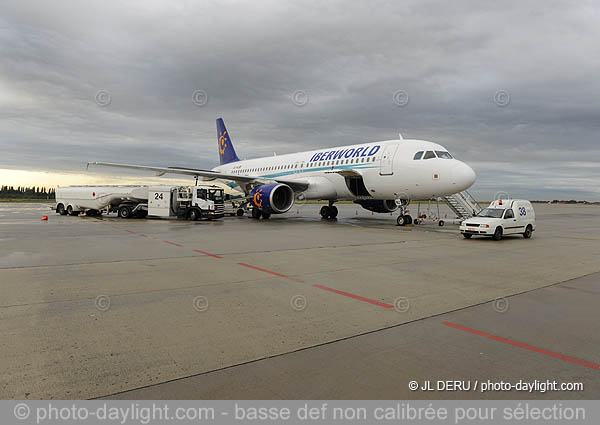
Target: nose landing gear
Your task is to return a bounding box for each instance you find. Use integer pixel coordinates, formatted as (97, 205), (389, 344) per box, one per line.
(396, 214), (413, 226)
(395, 198), (412, 226)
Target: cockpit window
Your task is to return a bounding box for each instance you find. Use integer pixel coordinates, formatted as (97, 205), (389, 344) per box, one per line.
(423, 151), (436, 159)
(435, 151), (453, 159)
(413, 151), (424, 160)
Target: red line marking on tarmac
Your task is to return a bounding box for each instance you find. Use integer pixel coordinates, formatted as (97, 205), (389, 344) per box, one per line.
(193, 249), (223, 259)
(237, 262), (288, 278)
(235, 263), (305, 282)
(312, 284), (395, 309)
(443, 321), (600, 371)
(287, 276), (305, 283)
(163, 240), (184, 247)
(125, 230), (136, 234)
(111, 225), (121, 230)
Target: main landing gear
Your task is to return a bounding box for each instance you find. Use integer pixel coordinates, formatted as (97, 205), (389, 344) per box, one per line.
(251, 208), (271, 219)
(320, 202), (338, 220)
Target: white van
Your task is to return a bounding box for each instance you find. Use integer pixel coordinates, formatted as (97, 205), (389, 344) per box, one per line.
(459, 199), (535, 240)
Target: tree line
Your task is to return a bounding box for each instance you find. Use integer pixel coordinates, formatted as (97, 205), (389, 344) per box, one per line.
(0, 186), (56, 199)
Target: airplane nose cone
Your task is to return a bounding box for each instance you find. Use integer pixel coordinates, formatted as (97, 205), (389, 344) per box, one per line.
(451, 162), (476, 190)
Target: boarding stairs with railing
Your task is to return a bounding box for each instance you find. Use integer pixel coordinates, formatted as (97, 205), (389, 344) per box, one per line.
(442, 190), (482, 220)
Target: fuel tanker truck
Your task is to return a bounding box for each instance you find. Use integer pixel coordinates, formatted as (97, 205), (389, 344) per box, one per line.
(55, 185), (225, 220)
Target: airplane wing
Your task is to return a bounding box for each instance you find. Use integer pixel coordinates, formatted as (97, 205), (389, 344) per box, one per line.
(87, 162), (310, 192)
(327, 169), (362, 177)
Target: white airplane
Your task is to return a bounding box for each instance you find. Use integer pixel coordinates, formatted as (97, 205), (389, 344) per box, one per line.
(90, 118), (476, 225)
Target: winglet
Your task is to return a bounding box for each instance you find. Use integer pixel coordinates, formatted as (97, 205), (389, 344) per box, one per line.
(216, 118), (240, 165)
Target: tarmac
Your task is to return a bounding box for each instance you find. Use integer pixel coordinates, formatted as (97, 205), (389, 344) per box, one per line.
(0, 202), (599, 399)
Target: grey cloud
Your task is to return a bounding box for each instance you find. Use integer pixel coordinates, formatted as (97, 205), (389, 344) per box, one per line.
(1, 0), (599, 200)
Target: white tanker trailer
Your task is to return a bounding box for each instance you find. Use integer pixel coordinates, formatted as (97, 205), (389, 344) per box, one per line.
(55, 185), (225, 220)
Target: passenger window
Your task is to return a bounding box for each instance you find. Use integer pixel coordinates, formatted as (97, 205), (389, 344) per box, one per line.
(504, 209), (514, 219)
(423, 151), (436, 159)
(413, 151), (424, 160)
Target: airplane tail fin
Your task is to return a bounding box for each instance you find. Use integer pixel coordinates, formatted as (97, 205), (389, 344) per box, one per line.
(216, 118), (240, 165)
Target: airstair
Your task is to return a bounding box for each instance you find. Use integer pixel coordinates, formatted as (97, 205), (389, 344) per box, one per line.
(443, 190), (482, 220)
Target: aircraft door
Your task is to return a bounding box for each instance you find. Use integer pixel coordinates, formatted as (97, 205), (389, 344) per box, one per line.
(379, 144), (399, 175)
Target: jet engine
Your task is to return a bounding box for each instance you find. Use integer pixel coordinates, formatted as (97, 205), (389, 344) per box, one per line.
(354, 199), (398, 213)
(250, 183), (294, 214)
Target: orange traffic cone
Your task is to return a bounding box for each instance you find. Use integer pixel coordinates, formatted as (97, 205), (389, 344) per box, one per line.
(42, 216), (48, 221)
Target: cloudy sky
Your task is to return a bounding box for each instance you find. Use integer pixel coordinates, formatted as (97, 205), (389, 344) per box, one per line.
(1, 0), (599, 200)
